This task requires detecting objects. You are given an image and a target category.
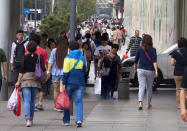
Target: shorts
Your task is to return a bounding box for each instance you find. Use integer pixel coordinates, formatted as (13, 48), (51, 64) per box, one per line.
(38, 83), (46, 92)
(52, 75), (63, 83)
(181, 67), (187, 90)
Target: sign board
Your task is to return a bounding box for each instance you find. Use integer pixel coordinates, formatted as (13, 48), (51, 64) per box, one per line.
(24, 8), (30, 15)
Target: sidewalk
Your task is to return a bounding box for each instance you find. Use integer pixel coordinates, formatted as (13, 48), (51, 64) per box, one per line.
(0, 87), (186, 131)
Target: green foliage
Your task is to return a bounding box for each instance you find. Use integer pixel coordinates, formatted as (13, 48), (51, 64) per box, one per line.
(40, 0), (96, 38)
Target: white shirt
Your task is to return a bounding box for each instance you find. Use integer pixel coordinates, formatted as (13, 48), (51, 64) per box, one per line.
(94, 45), (111, 66)
(10, 40), (29, 64)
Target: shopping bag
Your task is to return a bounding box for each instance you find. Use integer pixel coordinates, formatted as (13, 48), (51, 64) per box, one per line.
(94, 77), (101, 95)
(55, 91), (71, 110)
(13, 87), (21, 116)
(7, 88), (18, 111)
(122, 53), (128, 61)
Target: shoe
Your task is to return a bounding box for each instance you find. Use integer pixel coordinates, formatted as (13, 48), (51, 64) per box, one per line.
(138, 102), (143, 110)
(110, 96), (116, 100)
(76, 121), (82, 127)
(64, 123), (70, 126)
(26, 120), (32, 127)
(147, 104), (152, 109)
(54, 107), (63, 112)
(36, 104), (44, 111)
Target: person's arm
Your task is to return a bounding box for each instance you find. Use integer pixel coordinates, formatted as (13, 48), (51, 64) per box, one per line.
(170, 58), (176, 66)
(10, 42), (16, 72)
(47, 50), (55, 77)
(180, 90), (187, 122)
(15, 73), (23, 88)
(2, 62), (7, 82)
(134, 48), (140, 72)
(62, 58), (70, 87)
(126, 37), (133, 53)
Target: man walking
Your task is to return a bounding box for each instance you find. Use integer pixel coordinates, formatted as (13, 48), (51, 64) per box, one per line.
(126, 30), (142, 57)
(0, 48), (7, 92)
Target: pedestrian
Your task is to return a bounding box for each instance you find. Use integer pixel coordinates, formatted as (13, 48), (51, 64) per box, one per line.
(134, 34), (158, 110)
(47, 37), (68, 111)
(100, 44), (122, 99)
(61, 41), (86, 127)
(27, 33), (48, 111)
(0, 48), (7, 92)
(126, 30), (142, 57)
(112, 27), (117, 44)
(180, 67), (187, 122)
(116, 26), (124, 50)
(15, 41), (47, 127)
(10, 29), (29, 84)
(94, 34), (111, 96)
(40, 33), (48, 49)
(170, 37), (187, 108)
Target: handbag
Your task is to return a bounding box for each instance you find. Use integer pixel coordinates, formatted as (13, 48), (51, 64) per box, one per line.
(35, 55), (46, 81)
(142, 46), (153, 63)
(94, 77), (101, 94)
(100, 56), (113, 77)
(7, 88), (18, 111)
(55, 90), (71, 110)
(13, 87), (21, 116)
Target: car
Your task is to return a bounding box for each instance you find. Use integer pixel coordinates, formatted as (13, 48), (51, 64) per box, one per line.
(122, 44), (178, 90)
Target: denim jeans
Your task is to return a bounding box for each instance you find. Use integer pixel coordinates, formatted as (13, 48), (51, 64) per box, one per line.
(22, 87), (38, 121)
(63, 85), (84, 123)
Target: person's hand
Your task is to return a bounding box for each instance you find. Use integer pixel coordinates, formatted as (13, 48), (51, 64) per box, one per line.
(181, 109), (187, 122)
(47, 73), (51, 80)
(155, 71), (158, 78)
(11, 65), (14, 72)
(134, 65), (137, 72)
(15, 82), (20, 88)
(3, 75), (7, 82)
(60, 85), (66, 92)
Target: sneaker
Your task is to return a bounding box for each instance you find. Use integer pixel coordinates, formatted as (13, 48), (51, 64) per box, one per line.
(138, 102), (143, 110)
(36, 104), (44, 111)
(54, 107), (63, 112)
(147, 104), (152, 109)
(26, 120), (32, 127)
(110, 96), (116, 100)
(64, 123), (70, 126)
(76, 121), (82, 127)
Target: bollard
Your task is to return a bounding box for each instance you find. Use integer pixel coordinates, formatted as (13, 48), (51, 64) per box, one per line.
(118, 78), (129, 100)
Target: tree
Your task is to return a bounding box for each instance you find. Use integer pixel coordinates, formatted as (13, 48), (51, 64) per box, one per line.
(40, 0), (96, 38)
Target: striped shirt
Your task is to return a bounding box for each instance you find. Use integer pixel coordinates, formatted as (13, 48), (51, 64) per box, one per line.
(127, 36), (142, 54)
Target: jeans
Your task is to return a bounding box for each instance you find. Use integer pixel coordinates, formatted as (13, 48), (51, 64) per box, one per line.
(137, 69), (155, 104)
(22, 87), (38, 121)
(63, 85), (84, 123)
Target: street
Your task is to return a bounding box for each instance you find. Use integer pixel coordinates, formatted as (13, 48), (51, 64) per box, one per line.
(0, 87), (186, 131)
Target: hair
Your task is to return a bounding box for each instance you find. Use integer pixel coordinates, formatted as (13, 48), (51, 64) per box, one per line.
(41, 33), (48, 38)
(48, 38), (56, 48)
(112, 44), (119, 50)
(101, 33), (109, 41)
(178, 37), (187, 48)
(142, 34), (153, 50)
(27, 41), (37, 53)
(55, 37), (69, 69)
(16, 29), (24, 34)
(69, 40), (80, 51)
(85, 33), (91, 39)
(94, 31), (101, 40)
(30, 33), (41, 45)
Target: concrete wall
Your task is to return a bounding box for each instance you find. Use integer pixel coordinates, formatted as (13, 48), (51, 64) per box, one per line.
(123, 0), (178, 53)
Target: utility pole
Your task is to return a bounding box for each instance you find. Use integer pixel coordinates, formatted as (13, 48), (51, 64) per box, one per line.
(44, 0), (47, 15)
(34, 0), (37, 32)
(22, 0), (24, 30)
(69, 0), (76, 41)
(69, 0), (76, 115)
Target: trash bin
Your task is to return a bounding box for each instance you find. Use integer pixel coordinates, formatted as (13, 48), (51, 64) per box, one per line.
(118, 78), (130, 100)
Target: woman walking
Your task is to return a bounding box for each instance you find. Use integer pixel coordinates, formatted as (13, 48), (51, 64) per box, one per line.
(47, 37), (69, 111)
(15, 41), (47, 127)
(134, 34), (158, 110)
(170, 38), (187, 108)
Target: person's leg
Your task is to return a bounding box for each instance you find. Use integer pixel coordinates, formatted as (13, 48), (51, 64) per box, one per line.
(0, 79), (2, 92)
(74, 86), (84, 123)
(146, 71), (155, 105)
(137, 69), (146, 103)
(22, 87), (32, 121)
(174, 76), (183, 105)
(30, 88), (38, 121)
(63, 85), (73, 124)
(13, 67), (20, 84)
(53, 82), (60, 104)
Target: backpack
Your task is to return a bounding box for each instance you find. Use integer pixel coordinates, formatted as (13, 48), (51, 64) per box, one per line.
(13, 40), (27, 67)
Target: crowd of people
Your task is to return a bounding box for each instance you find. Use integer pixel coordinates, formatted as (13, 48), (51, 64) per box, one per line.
(0, 18), (186, 128)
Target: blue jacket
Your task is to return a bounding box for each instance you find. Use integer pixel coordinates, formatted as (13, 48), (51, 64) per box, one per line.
(62, 50), (86, 86)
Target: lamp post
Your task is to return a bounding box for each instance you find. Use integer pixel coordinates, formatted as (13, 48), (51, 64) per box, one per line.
(69, 0), (76, 41)
(34, 0), (37, 32)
